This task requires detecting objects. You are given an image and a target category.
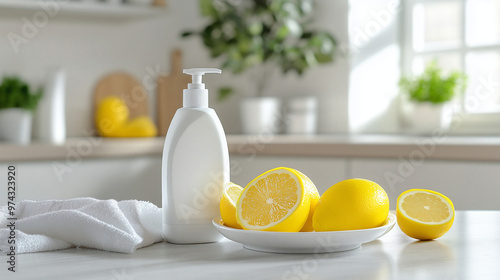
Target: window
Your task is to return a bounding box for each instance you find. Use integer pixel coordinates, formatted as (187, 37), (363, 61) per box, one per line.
(403, 0), (500, 120)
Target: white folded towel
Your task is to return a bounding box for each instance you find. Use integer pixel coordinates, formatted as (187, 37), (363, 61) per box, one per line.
(0, 198), (164, 254)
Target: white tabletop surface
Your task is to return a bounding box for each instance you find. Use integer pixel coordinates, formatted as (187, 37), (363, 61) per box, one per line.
(2, 211), (499, 280)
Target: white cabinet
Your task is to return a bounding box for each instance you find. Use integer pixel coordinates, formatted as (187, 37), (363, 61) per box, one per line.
(231, 155), (500, 210)
(3, 154), (499, 210)
(350, 159), (500, 210)
(230, 155), (347, 195)
(0, 157), (162, 206)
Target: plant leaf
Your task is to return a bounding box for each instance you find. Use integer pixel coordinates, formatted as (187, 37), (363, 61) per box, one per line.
(199, 0), (218, 17)
(181, 0), (339, 101)
(181, 31), (194, 37)
(399, 60), (467, 104)
(0, 76), (43, 111)
(218, 87), (234, 101)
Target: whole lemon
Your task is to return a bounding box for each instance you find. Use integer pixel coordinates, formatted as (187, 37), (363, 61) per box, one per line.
(95, 97), (129, 136)
(114, 116), (157, 137)
(313, 178), (389, 231)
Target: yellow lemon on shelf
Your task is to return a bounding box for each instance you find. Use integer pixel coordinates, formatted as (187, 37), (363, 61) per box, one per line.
(95, 96), (157, 137)
(95, 96), (129, 136)
(397, 189), (455, 240)
(236, 167), (314, 232)
(313, 178), (390, 231)
(220, 182), (243, 229)
(115, 116), (157, 137)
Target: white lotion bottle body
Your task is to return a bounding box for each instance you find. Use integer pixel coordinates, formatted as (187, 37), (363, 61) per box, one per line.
(162, 108), (229, 243)
(162, 68), (229, 244)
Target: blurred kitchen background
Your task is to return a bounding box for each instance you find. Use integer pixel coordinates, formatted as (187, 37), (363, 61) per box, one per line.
(1, 0), (499, 210)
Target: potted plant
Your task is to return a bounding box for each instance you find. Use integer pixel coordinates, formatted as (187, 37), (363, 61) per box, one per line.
(399, 61), (467, 134)
(182, 0), (338, 134)
(0, 76), (43, 144)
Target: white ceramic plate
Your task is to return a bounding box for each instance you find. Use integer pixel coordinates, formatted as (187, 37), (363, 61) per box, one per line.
(212, 213), (396, 254)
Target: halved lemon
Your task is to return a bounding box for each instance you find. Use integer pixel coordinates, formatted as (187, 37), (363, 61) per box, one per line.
(235, 167), (311, 232)
(294, 170), (320, 232)
(397, 189), (455, 240)
(220, 182), (243, 229)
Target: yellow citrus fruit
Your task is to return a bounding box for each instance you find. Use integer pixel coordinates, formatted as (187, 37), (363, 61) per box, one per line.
(114, 116), (158, 137)
(235, 167), (312, 232)
(95, 97), (129, 136)
(220, 182), (243, 229)
(294, 170), (320, 232)
(313, 178), (389, 231)
(396, 189), (454, 240)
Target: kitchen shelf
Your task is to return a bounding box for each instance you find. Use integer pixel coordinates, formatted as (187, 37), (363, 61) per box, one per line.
(228, 134), (500, 162)
(2, 135), (500, 162)
(0, 0), (166, 21)
(0, 137), (165, 162)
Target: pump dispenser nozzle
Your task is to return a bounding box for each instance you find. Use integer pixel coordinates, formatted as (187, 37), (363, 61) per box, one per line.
(184, 68), (221, 85)
(182, 68), (221, 108)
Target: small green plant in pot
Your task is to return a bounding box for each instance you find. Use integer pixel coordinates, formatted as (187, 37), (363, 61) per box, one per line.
(398, 61), (467, 133)
(182, 0), (338, 134)
(0, 76), (43, 144)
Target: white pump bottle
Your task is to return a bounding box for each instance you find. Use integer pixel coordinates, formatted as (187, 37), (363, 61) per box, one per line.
(162, 68), (229, 244)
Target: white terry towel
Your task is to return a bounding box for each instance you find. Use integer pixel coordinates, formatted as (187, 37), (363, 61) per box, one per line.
(0, 198), (163, 254)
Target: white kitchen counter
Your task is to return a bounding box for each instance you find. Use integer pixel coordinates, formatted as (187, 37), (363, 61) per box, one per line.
(2, 134), (500, 162)
(2, 211), (499, 279)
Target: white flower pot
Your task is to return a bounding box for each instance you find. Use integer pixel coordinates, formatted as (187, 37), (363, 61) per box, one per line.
(0, 108), (33, 144)
(240, 97), (282, 135)
(402, 102), (452, 134)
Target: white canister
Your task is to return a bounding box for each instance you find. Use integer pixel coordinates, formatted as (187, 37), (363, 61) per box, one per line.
(34, 67), (66, 144)
(285, 96), (317, 135)
(240, 97), (282, 135)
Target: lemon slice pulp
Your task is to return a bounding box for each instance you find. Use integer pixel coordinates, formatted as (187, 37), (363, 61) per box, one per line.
(236, 167), (311, 232)
(397, 189), (455, 240)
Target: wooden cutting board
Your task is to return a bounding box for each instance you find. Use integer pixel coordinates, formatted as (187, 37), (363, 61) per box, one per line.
(157, 49), (191, 136)
(93, 72), (149, 121)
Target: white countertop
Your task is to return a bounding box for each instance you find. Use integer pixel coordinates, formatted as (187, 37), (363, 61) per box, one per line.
(2, 135), (500, 162)
(2, 211), (499, 279)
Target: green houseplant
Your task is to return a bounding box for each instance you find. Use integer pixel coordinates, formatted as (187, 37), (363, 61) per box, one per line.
(0, 76), (43, 144)
(399, 61), (467, 104)
(182, 0), (338, 134)
(398, 61), (467, 133)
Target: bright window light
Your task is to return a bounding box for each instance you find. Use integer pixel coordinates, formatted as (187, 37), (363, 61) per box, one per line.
(404, 0), (500, 118)
(412, 1), (461, 52)
(466, 0), (500, 46)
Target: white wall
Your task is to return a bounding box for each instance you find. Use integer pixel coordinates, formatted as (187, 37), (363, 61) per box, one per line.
(0, 15), (170, 136)
(0, 0), (354, 136)
(348, 0), (401, 134)
(0, 1), (408, 207)
(167, 0), (353, 134)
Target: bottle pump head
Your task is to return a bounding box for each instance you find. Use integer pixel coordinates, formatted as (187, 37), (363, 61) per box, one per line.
(183, 68), (221, 108)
